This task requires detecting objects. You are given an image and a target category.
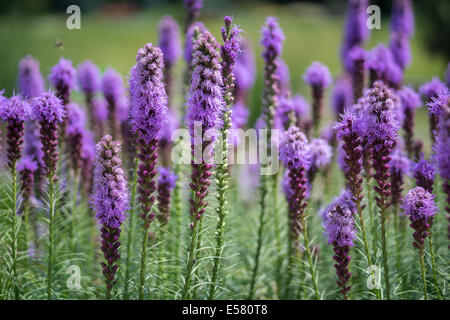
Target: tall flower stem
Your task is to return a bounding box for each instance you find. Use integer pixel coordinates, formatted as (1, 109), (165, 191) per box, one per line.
(301, 215), (320, 300)
(70, 172), (79, 252)
(11, 164), (19, 299)
(271, 171), (283, 298)
(123, 159), (138, 300)
(418, 247), (427, 300)
(172, 141), (183, 280)
(46, 176), (56, 300)
(427, 233), (442, 299)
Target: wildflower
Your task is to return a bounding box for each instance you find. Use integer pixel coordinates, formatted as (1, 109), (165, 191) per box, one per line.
(18, 55), (45, 99)
(397, 86), (421, 157)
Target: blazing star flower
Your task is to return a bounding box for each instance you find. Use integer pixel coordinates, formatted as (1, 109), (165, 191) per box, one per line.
(389, 146), (411, 206)
(156, 167), (177, 225)
(102, 68), (127, 140)
(18, 155), (38, 204)
(419, 78), (447, 102)
(308, 138), (333, 181)
(332, 76), (353, 117)
(389, 31), (411, 70)
(341, 0), (369, 71)
(234, 38), (256, 102)
(77, 60), (100, 94)
(66, 103), (86, 173)
(303, 61), (332, 132)
(279, 126), (311, 170)
(0, 95), (32, 168)
(183, 0), (203, 33)
(391, 0), (414, 37)
(32, 91), (65, 180)
(184, 22), (206, 67)
(401, 187), (438, 248)
(158, 15), (182, 69)
(276, 58), (291, 95)
(367, 44), (403, 88)
(397, 86), (421, 157)
(347, 46), (366, 102)
(413, 156), (436, 193)
(93, 135), (128, 299)
(18, 55), (45, 99)
(48, 58), (76, 104)
(276, 94), (310, 129)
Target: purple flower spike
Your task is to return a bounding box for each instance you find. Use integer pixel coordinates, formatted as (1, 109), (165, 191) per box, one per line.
(261, 17), (285, 64)
(77, 60), (100, 94)
(347, 46), (366, 103)
(391, 0), (414, 37)
(158, 15), (182, 69)
(279, 126), (310, 170)
(322, 204), (355, 299)
(234, 39), (256, 103)
(308, 138), (333, 182)
(341, 0), (369, 72)
(303, 61), (332, 133)
(398, 86), (421, 157)
(276, 94), (310, 130)
(18, 155), (37, 204)
(419, 78), (447, 102)
(276, 58), (291, 94)
(102, 68), (127, 140)
(48, 58), (76, 104)
(0, 95), (32, 168)
(32, 91), (65, 181)
(18, 55), (45, 99)
(401, 187), (438, 249)
(368, 44), (403, 88)
(413, 156), (436, 193)
(389, 32), (411, 70)
(66, 103), (86, 173)
(184, 22), (206, 67)
(183, 0), (203, 33)
(332, 76), (353, 117)
(93, 135), (128, 299)
(157, 167), (177, 225)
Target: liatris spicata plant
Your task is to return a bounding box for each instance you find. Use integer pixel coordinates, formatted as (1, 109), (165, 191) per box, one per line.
(158, 15), (181, 108)
(102, 68), (126, 141)
(322, 203), (356, 300)
(389, 32), (411, 71)
(307, 138), (332, 184)
(90, 96), (108, 140)
(433, 92), (450, 246)
(183, 30), (223, 299)
(0, 95), (32, 299)
(209, 16), (241, 300)
(331, 76), (353, 119)
(48, 58), (76, 138)
(413, 156), (436, 193)
(129, 43), (168, 299)
(18, 55), (45, 99)
(32, 91), (65, 299)
(18, 156), (37, 207)
(367, 44), (403, 89)
(234, 38), (256, 104)
(340, 0), (369, 72)
(347, 46), (366, 103)
(183, 0), (203, 33)
(397, 86), (421, 158)
(77, 60), (101, 131)
(303, 61), (332, 135)
(279, 126), (318, 299)
(363, 80), (399, 299)
(276, 58), (291, 95)
(276, 94), (310, 130)
(333, 109), (375, 275)
(93, 135), (129, 300)
(419, 78), (446, 143)
(248, 16), (284, 300)
(389, 147), (410, 208)
(391, 0), (414, 37)
(401, 187), (439, 300)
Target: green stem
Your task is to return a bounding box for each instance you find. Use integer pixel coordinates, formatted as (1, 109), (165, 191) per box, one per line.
(138, 222), (150, 300)
(427, 234), (442, 299)
(379, 205), (391, 300)
(156, 225), (167, 296)
(123, 160), (138, 300)
(271, 171), (283, 299)
(11, 164), (19, 300)
(70, 172), (79, 252)
(172, 149), (183, 279)
(419, 246), (427, 300)
(301, 215), (320, 300)
(191, 218), (204, 299)
(47, 176), (56, 300)
(247, 175), (268, 300)
(283, 235), (295, 299)
(182, 218), (199, 299)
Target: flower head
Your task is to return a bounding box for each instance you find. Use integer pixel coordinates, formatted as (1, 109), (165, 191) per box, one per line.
(427, 88), (449, 117)
(102, 68), (127, 107)
(332, 76), (353, 115)
(66, 102), (86, 134)
(48, 58), (76, 95)
(231, 101), (249, 129)
(186, 31), (224, 134)
(77, 60), (101, 94)
(389, 146), (410, 175)
(279, 126), (310, 170)
(221, 16), (242, 74)
(398, 86), (421, 113)
(413, 156), (436, 192)
(363, 81), (399, 150)
(234, 39), (256, 92)
(93, 135), (129, 229)
(309, 138), (333, 170)
(158, 167), (177, 190)
(184, 22), (205, 64)
(303, 62), (332, 88)
(401, 187), (438, 222)
(323, 204), (356, 247)
(261, 17), (285, 64)
(17, 155), (38, 173)
(391, 0), (414, 36)
(434, 101), (450, 180)
(130, 43), (168, 143)
(367, 44), (403, 87)
(0, 95), (32, 121)
(276, 58), (290, 94)
(347, 45), (367, 74)
(18, 55), (45, 99)
(276, 94), (309, 128)
(389, 32), (411, 70)
(419, 78), (447, 101)
(333, 108), (364, 139)
(32, 91), (65, 123)
(158, 15), (182, 68)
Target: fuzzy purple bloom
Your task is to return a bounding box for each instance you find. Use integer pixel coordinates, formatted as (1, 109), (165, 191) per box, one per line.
(276, 58), (291, 94)
(323, 204), (356, 247)
(434, 100), (450, 180)
(184, 22), (206, 66)
(419, 78), (447, 102)
(391, 0), (414, 37)
(18, 55), (45, 99)
(32, 91), (66, 124)
(93, 135), (128, 298)
(18, 155), (37, 203)
(231, 101), (249, 129)
(303, 61), (332, 88)
(309, 138), (333, 173)
(398, 86), (421, 157)
(158, 15), (182, 68)
(261, 17), (285, 64)
(77, 60), (101, 94)
(234, 39), (256, 98)
(184, 0), (203, 32)
(279, 126), (311, 170)
(48, 58), (76, 103)
(389, 146), (410, 205)
(368, 44), (403, 88)
(413, 156), (436, 193)
(186, 31), (224, 135)
(276, 94), (310, 129)
(427, 87), (449, 117)
(102, 68), (127, 140)
(0, 95), (32, 122)
(332, 76), (353, 117)
(66, 103), (86, 173)
(341, 0), (369, 71)
(389, 31), (411, 70)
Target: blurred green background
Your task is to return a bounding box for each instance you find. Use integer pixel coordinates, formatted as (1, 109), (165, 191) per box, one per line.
(0, 0), (448, 129)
